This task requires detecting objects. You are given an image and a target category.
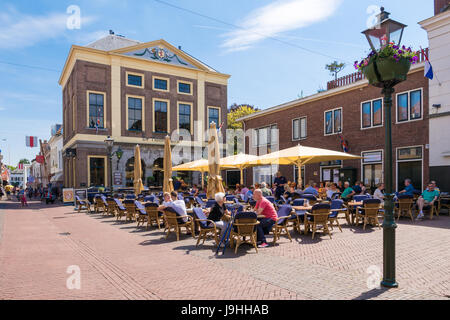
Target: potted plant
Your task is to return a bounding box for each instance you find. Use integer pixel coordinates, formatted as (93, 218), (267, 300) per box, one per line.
(354, 43), (419, 85)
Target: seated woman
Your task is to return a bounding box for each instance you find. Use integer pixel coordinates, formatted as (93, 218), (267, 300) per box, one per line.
(373, 183), (385, 205)
(326, 183), (339, 200)
(207, 192), (231, 237)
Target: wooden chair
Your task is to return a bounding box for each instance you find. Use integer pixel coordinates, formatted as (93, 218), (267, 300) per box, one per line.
(123, 199), (137, 222)
(395, 195), (414, 222)
(304, 203), (332, 240)
(422, 196), (440, 220)
(144, 202), (162, 230)
(192, 208), (220, 247)
(271, 205), (293, 245)
(135, 201), (148, 228)
(355, 199), (381, 230)
(301, 194), (318, 206)
(114, 198), (126, 221)
(290, 199), (307, 233)
(93, 195), (103, 213)
(229, 212), (259, 254)
(75, 196), (91, 213)
(162, 207), (195, 241)
(438, 196), (450, 215)
(106, 198), (117, 216)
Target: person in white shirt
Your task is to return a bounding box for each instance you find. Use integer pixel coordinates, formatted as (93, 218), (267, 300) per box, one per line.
(158, 191), (188, 222)
(373, 183), (385, 205)
(326, 183), (339, 200)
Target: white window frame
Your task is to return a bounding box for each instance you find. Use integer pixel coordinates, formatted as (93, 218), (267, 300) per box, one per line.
(252, 124), (278, 148)
(324, 107), (343, 136)
(360, 149), (384, 186)
(360, 98), (384, 130)
(292, 117), (307, 141)
(395, 145), (424, 192)
(395, 88), (423, 124)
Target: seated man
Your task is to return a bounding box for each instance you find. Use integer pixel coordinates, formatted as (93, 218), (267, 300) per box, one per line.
(207, 192), (231, 237)
(352, 181), (362, 195)
(260, 182), (273, 197)
(399, 178), (415, 196)
(253, 189), (278, 248)
(246, 185), (255, 200)
(341, 181), (355, 200)
(158, 191), (188, 222)
(416, 183), (440, 220)
(303, 181), (319, 196)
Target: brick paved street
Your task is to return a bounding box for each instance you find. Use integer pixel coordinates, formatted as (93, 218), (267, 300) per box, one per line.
(0, 199), (449, 300)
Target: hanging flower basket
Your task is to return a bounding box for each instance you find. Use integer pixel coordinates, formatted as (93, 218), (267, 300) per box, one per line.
(355, 43), (418, 86)
(363, 57), (411, 85)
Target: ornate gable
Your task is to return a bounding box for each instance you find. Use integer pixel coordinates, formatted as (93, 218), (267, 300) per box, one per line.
(122, 45), (198, 69)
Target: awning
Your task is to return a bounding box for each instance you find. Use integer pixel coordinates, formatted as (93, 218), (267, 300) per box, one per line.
(50, 172), (63, 183)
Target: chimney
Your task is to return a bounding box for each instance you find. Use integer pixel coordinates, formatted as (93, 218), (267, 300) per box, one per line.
(435, 0), (449, 15)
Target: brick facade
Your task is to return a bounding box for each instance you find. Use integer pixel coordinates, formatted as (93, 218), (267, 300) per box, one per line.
(61, 40), (229, 189)
(242, 69), (429, 191)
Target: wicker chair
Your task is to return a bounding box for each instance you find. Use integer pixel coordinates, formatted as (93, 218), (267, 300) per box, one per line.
(301, 194), (318, 206)
(328, 199), (345, 232)
(271, 205), (293, 245)
(114, 198), (126, 221)
(304, 203), (332, 240)
(422, 196), (440, 220)
(106, 198), (117, 216)
(192, 208), (220, 247)
(289, 199), (306, 233)
(162, 207), (195, 241)
(135, 201), (148, 228)
(395, 195), (414, 222)
(229, 211), (259, 254)
(123, 199), (137, 222)
(145, 202), (162, 230)
(355, 199), (382, 230)
(75, 196), (91, 213)
(94, 195), (105, 213)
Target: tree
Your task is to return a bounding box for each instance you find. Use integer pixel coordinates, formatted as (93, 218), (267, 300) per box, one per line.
(227, 104), (259, 129)
(325, 61), (346, 80)
(19, 159), (30, 164)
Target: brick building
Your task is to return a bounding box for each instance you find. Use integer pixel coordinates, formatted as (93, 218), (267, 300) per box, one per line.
(59, 34), (229, 188)
(238, 57), (430, 193)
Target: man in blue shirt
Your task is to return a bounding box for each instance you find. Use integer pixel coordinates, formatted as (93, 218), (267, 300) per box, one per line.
(303, 181), (319, 196)
(399, 179), (415, 196)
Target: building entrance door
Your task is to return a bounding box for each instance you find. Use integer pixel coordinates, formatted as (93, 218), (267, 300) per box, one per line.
(397, 161), (422, 191)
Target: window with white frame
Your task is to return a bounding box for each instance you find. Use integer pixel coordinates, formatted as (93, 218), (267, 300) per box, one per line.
(252, 124), (278, 147)
(361, 98), (383, 129)
(397, 89), (422, 123)
(292, 117), (307, 140)
(324, 108), (342, 135)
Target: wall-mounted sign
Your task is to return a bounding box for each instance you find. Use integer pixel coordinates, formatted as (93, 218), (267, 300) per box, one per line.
(114, 172), (122, 185)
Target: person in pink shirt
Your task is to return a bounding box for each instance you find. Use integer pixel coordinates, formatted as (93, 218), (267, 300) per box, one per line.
(253, 189), (278, 248)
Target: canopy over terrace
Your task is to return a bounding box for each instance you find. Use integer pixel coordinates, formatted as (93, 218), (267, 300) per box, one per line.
(245, 145), (362, 187)
(219, 153), (260, 185)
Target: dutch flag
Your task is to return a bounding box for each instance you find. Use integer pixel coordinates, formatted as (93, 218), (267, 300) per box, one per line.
(422, 49), (434, 80)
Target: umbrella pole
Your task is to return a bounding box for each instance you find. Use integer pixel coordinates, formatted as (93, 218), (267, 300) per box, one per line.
(297, 162), (303, 188)
(240, 167), (244, 186)
(201, 170), (204, 190)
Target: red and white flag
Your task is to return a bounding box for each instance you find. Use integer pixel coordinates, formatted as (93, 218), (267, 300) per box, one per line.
(26, 136), (38, 148)
(18, 163), (24, 170)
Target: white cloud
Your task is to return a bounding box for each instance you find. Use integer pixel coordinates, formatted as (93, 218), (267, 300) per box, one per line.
(221, 0), (343, 52)
(0, 9), (97, 49)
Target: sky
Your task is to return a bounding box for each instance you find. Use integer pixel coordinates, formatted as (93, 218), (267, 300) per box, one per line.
(0, 0), (433, 166)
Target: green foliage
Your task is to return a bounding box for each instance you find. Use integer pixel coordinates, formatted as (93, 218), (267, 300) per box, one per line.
(325, 61), (346, 80)
(19, 159), (30, 164)
(227, 104), (259, 129)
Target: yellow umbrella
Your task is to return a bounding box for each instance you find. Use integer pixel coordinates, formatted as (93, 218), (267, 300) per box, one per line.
(219, 153), (259, 185)
(173, 159), (234, 189)
(163, 136), (174, 193)
(247, 145), (362, 187)
(133, 145), (145, 195)
(206, 122), (225, 199)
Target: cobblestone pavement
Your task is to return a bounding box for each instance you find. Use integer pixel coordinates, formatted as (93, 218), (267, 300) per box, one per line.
(0, 200), (449, 300)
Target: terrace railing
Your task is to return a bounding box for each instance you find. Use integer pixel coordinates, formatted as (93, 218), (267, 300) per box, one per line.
(326, 48), (429, 90)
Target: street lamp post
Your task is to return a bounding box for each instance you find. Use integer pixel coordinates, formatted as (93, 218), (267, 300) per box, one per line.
(362, 7), (408, 289)
(104, 136), (114, 197)
(116, 146), (123, 170)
